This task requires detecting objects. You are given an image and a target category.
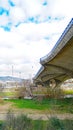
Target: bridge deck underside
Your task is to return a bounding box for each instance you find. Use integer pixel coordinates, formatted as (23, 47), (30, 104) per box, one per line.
(36, 37), (73, 84)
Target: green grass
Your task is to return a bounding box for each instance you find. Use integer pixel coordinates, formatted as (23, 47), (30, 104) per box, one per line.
(0, 92), (16, 98)
(64, 89), (73, 95)
(5, 97), (73, 113)
(3, 91), (16, 96)
(0, 121), (3, 130)
(6, 99), (51, 110)
(0, 92), (5, 97)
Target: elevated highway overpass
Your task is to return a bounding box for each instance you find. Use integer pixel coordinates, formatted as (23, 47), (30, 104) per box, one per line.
(34, 18), (73, 87)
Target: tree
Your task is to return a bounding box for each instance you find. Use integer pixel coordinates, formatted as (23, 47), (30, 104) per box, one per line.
(15, 86), (26, 99)
(0, 82), (4, 99)
(0, 83), (4, 91)
(44, 82), (64, 99)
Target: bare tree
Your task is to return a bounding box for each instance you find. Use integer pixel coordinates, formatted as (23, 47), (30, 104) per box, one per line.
(0, 82), (4, 99)
(0, 83), (4, 90)
(15, 86), (26, 99)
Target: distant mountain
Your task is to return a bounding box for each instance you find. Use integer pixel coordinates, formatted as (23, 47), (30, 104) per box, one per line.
(0, 76), (24, 82)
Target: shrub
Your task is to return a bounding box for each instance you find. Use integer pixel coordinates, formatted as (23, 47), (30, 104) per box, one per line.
(0, 98), (4, 103)
(2, 111), (32, 130)
(47, 117), (64, 130)
(45, 86), (64, 99)
(1, 111), (73, 130)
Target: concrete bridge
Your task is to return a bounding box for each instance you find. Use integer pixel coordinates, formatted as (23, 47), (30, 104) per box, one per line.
(34, 18), (73, 87)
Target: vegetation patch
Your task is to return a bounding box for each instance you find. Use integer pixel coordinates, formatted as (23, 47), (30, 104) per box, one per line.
(64, 89), (73, 95)
(5, 97), (73, 113)
(0, 111), (73, 130)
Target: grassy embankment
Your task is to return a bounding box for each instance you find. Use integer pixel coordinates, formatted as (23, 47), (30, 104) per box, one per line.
(5, 97), (73, 113)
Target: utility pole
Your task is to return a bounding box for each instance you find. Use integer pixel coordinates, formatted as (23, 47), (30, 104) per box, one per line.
(19, 72), (21, 79)
(12, 65), (13, 77)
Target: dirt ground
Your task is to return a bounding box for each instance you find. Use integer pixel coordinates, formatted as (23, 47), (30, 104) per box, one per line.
(0, 102), (73, 120)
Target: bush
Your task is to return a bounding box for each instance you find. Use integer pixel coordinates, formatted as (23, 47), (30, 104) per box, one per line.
(46, 87), (64, 99)
(1, 111), (73, 130)
(63, 119), (73, 130)
(2, 111), (32, 130)
(47, 117), (64, 130)
(0, 98), (4, 104)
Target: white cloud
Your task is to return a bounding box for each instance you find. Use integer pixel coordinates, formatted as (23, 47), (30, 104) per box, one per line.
(10, 7), (26, 24)
(22, 0), (42, 17)
(50, 0), (73, 17)
(15, 20), (67, 41)
(0, 14), (9, 25)
(0, 0), (9, 10)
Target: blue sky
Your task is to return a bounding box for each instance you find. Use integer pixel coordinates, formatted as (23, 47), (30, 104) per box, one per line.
(0, 0), (72, 79)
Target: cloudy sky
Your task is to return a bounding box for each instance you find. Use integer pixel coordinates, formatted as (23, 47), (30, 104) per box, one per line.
(0, 0), (72, 79)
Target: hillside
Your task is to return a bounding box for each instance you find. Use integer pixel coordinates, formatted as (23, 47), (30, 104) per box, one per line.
(0, 76), (23, 82)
